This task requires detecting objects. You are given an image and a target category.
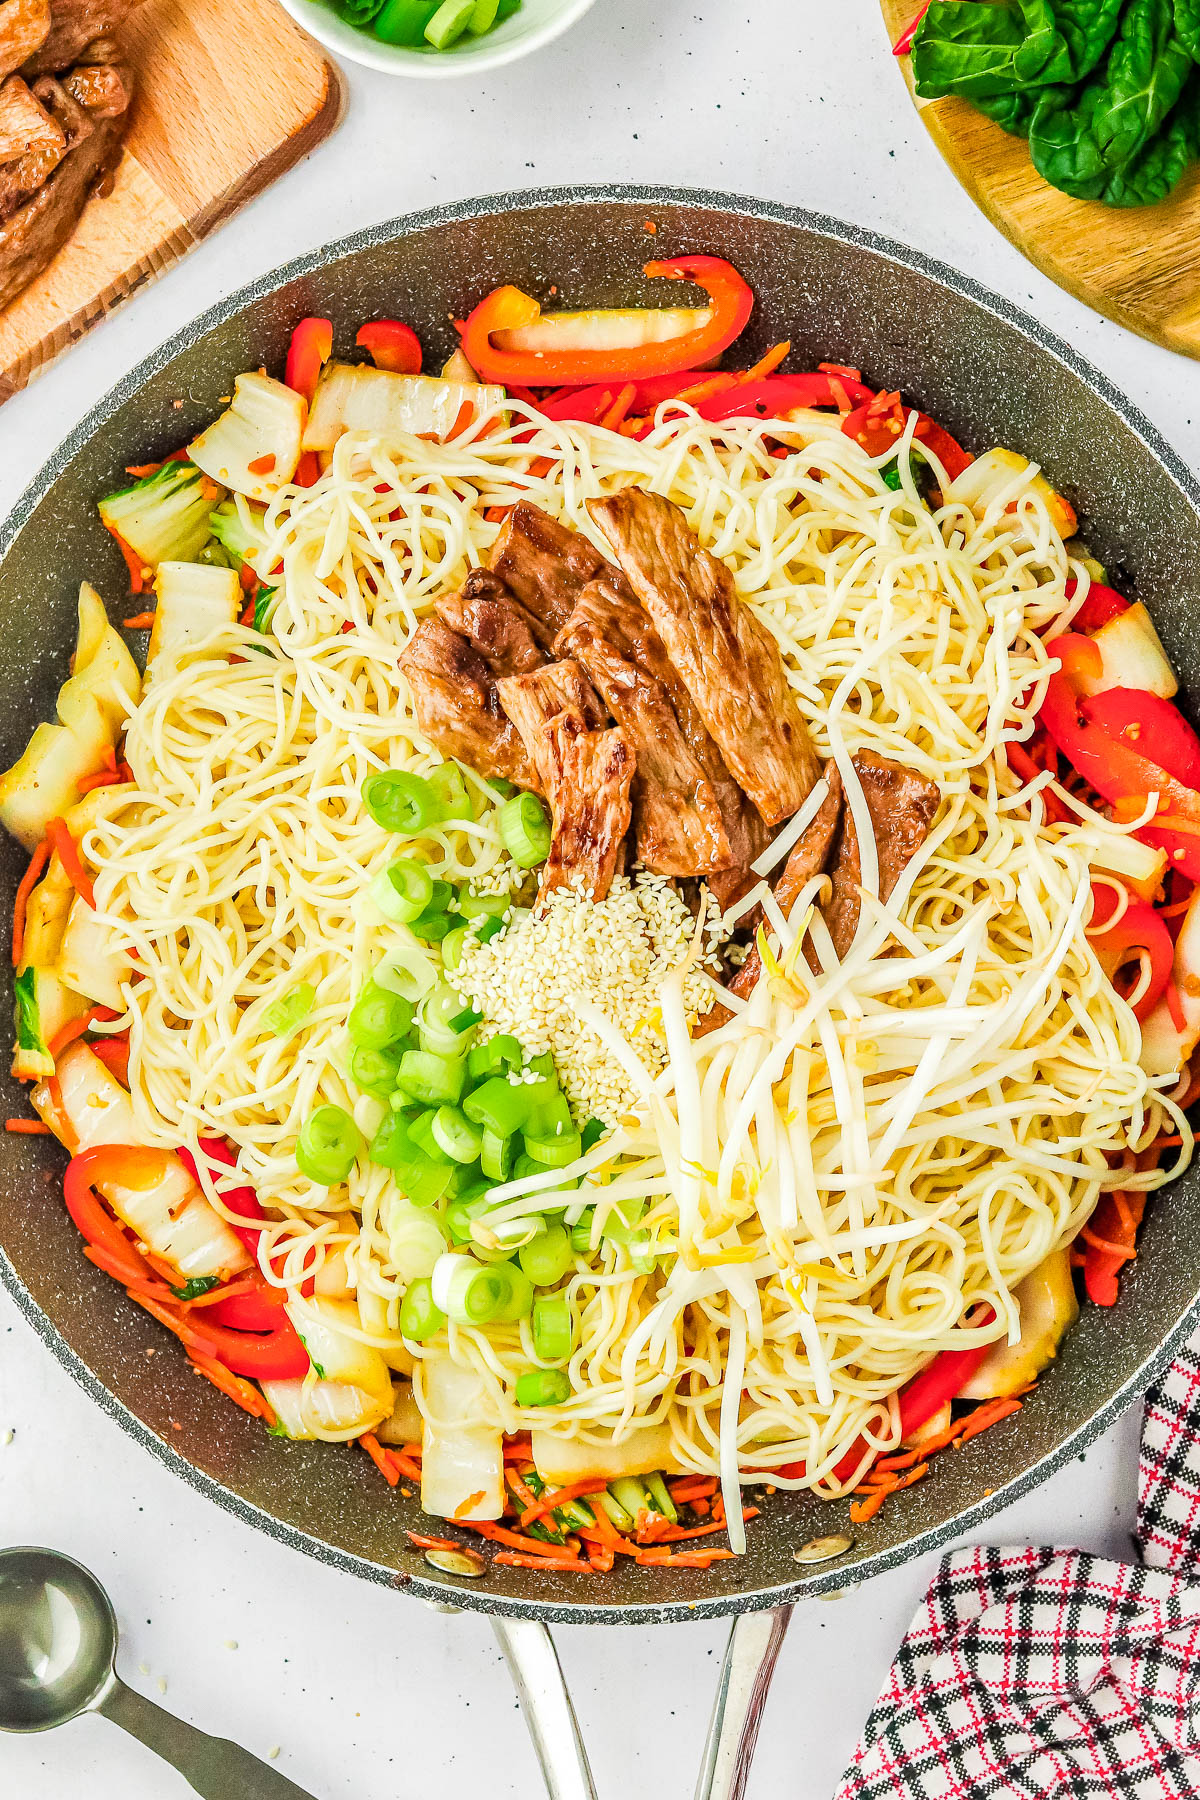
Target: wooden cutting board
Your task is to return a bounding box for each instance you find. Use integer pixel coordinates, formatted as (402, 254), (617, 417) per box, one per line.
(0, 0), (344, 402)
(879, 0), (1200, 360)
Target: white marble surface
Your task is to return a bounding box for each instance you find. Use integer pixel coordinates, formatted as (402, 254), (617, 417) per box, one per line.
(0, 2), (1195, 1795)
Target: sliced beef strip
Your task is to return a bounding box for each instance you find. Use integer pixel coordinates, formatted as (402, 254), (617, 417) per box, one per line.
(0, 0), (49, 83)
(556, 574), (734, 877)
(0, 48), (128, 310)
(0, 71), (60, 161)
(537, 723), (635, 910)
(496, 659), (606, 795)
(398, 616), (537, 791)
(435, 568), (546, 679)
(488, 502), (607, 635)
(824, 751), (940, 959)
(22, 0), (137, 74)
(62, 51), (128, 113)
(589, 488), (823, 826)
(724, 764), (845, 1003)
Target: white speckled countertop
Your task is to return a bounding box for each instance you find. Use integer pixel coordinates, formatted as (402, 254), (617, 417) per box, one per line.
(0, 3), (1195, 1794)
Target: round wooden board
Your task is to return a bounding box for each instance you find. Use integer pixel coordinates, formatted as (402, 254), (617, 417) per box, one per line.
(880, 0), (1200, 360)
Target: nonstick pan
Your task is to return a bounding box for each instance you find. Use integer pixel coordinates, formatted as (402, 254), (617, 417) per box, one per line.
(2, 188), (1199, 1797)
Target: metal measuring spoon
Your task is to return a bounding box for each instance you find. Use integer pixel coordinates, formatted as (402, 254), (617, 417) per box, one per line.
(0, 1546), (319, 1799)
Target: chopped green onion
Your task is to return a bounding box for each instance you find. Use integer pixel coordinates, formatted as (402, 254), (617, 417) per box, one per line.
(523, 1131), (582, 1169)
(524, 1051), (557, 1080)
(468, 0), (498, 29)
(348, 980), (413, 1050)
(427, 761), (474, 820)
(369, 857), (434, 924)
(425, 0), (475, 46)
(463, 1076), (531, 1137)
(372, 0), (438, 42)
(487, 776), (517, 800)
(531, 1291), (573, 1360)
(519, 1223), (572, 1288)
(441, 925), (472, 971)
(418, 983), (473, 1055)
(525, 1088), (574, 1140)
(408, 1108), (450, 1162)
(411, 907), (458, 944)
(475, 915), (505, 945)
(296, 1105), (361, 1186)
(569, 1208), (596, 1254)
(457, 891), (509, 923)
(609, 1476), (652, 1520)
(430, 1104), (484, 1164)
(435, 1254), (533, 1325)
(369, 1114), (454, 1204)
(498, 791), (552, 868)
(466, 1034), (523, 1081)
(480, 1127), (515, 1182)
(399, 1277), (444, 1342)
(362, 770), (443, 836)
(451, 1006), (483, 1033)
(643, 1471), (678, 1524)
(264, 982), (315, 1038)
(350, 1044), (403, 1098)
(445, 1190), (491, 1244)
(394, 1048), (466, 1108)
(580, 1117), (606, 1153)
(596, 1488), (634, 1531)
(515, 1368), (570, 1407)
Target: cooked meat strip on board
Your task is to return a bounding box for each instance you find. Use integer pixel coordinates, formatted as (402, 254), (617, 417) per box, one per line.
(398, 616), (537, 791)
(22, 0), (137, 74)
(436, 569), (546, 679)
(0, 0), (50, 83)
(489, 502), (608, 635)
(557, 574), (735, 877)
(496, 659), (607, 795)
(0, 71), (61, 161)
(537, 724), (635, 910)
(824, 751), (940, 959)
(0, 43), (130, 311)
(589, 488), (823, 826)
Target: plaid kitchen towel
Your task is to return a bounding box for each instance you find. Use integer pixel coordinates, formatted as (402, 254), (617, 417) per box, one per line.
(836, 1330), (1200, 1799)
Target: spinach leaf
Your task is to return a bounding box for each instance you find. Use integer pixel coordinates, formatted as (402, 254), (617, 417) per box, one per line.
(1015, 0), (1126, 83)
(1100, 69), (1200, 200)
(1029, 0), (1192, 197)
(1174, 0), (1200, 59)
(911, 2), (1027, 100)
(974, 85), (1045, 132)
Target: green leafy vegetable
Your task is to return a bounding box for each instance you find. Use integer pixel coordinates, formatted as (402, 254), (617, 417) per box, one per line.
(171, 1275), (222, 1300)
(1099, 67), (1200, 198)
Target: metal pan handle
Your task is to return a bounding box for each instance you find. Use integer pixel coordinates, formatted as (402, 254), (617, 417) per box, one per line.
(693, 1605), (794, 1800)
(492, 1617), (599, 1800)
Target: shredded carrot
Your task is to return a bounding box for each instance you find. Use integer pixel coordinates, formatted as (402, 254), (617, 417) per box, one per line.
(77, 768), (121, 793)
(465, 1521), (583, 1561)
(247, 453), (276, 475)
(954, 1397), (1022, 1445)
(588, 1546), (615, 1573)
(634, 1547), (735, 1567)
(4, 1118), (50, 1133)
(739, 340), (791, 384)
(11, 838), (49, 967)
(360, 1432), (401, 1487)
(122, 611), (156, 629)
(453, 1490), (487, 1520)
(124, 461), (163, 479)
(406, 1532), (469, 1553)
(1080, 1225), (1138, 1262)
(45, 818), (95, 908)
(484, 504), (514, 524)
(502, 1434), (534, 1461)
(446, 402), (475, 441)
(667, 1476), (719, 1503)
(674, 373), (736, 408)
(109, 530), (150, 594)
(818, 362), (863, 381)
(518, 1478), (607, 1530)
(599, 383), (638, 432)
(189, 1352), (275, 1425)
(636, 1507), (759, 1545)
(91, 1036), (130, 1085)
(47, 1006), (114, 1059)
(494, 1552), (593, 1573)
(526, 454), (555, 479)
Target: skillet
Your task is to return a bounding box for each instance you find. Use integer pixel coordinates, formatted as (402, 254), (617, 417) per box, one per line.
(2, 186), (1199, 1794)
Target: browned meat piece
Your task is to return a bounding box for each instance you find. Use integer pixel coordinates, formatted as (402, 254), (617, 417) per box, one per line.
(589, 489), (823, 826)
(725, 766), (844, 1004)
(0, 0), (49, 83)
(537, 725), (634, 909)
(825, 752), (940, 957)
(557, 575), (734, 877)
(497, 658), (606, 792)
(0, 49), (128, 309)
(489, 502), (607, 634)
(436, 569), (546, 679)
(0, 72), (59, 160)
(22, 0), (136, 74)
(62, 52), (128, 113)
(399, 617), (536, 791)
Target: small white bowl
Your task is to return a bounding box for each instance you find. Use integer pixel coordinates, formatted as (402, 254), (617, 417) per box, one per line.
(280, 0), (597, 77)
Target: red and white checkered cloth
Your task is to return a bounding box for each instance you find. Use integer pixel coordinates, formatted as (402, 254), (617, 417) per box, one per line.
(837, 1329), (1200, 1799)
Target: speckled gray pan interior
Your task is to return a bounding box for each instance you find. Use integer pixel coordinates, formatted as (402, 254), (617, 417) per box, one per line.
(2, 186), (1199, 1626)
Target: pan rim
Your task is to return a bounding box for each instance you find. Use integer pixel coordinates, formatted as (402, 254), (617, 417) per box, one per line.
(2, 182), (1198, 1626)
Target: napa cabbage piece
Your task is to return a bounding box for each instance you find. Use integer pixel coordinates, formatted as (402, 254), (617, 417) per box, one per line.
(13, 965), (86, 1081)
(358, 1281), (416, 1374)
(530, 1419), (683, 1484)
(494, 304), (712, 355)
(147, 561), (240, 676)
(1087, 828), (1167, 904)
(1076, 600), (1178, 700)
(302, 363), (506, 453)
(58, 893), (130, 1012)
(55, 1039), (150, 1150)
(376, 1381), (423, 1444)
(261, 1297), (392, 1439)
(959, 1249), (1078, 1399)
(98, 461), (224, 569)
(0, 584), (139, 850)
(949, 445), (1077, 537)
(189, 372), (305, 501)
(102, 1148), (250, 1281)
(208, 498), (268, 576)
(419, 1353), (504, 1521)
(260, 1377), (388, 1440)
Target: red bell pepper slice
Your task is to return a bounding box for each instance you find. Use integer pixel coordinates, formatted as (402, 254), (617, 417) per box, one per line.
(204, 1279), (289, 1332)
(356, 319), (422, 376)
(1040, 634), (1200, 879)
(1083, 688), (1200, 791)
(893, 1), (930, 54)
(63, 1146), (166, 1289)
(896, 1310), (996, 1439)
(284, 317), (332, 407)
(178, 1306), (310, 1381)
(1065, 576), (1130, 633)
(695, 371), (877, 424)
(460, 256), (754, 388)
(842, 396), (973, 480)
(1080, 1190), (1146, 1306)
(1087, 886), (1173, 1020)
(179, 1137), (267, 1256)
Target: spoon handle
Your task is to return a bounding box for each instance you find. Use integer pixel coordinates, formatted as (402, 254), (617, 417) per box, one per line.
(98, 1675), (320, 1800)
